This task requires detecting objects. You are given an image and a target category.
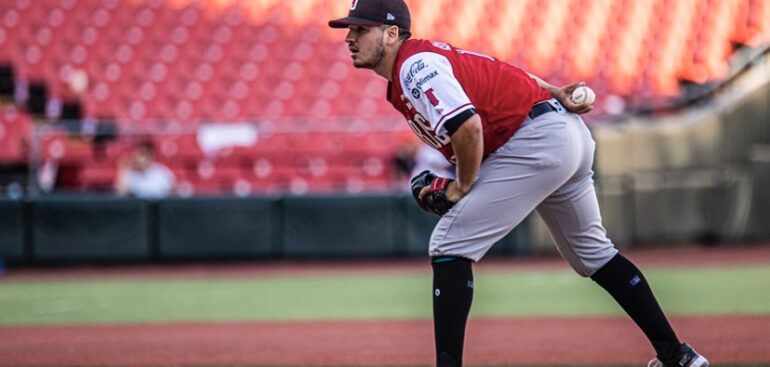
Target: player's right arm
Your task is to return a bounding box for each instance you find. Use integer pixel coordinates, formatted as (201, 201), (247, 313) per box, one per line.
(446, 113), (482, 201)
(527, 73), (594, 114)
(417, 113), (482, 203)
(400, 51), (483, 202)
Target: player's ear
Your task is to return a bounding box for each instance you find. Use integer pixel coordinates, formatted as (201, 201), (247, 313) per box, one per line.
(383, 25), (399, 45)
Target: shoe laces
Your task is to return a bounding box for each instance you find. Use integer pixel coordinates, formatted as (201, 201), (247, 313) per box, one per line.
(648, 359), (663, 367)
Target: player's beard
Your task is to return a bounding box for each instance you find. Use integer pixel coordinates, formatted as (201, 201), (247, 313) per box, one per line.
(354, 42), (385, 69)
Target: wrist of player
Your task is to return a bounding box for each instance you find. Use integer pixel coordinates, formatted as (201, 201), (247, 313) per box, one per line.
(447, 180), (470, 202)
(546, 84), (560, 97)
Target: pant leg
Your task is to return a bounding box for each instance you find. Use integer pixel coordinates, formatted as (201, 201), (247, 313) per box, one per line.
(535, 115), (681, 358)
(430, 109), (583, 262)
(536, 115), (618, 277)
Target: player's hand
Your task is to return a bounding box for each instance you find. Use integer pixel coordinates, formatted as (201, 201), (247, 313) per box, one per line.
(418, 182), (463, 203)
(555, 82), (594, 115)
(411, 170), (456, 216)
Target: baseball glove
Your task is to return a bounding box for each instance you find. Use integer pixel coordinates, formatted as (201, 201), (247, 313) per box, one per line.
(410, 170), (455, 216)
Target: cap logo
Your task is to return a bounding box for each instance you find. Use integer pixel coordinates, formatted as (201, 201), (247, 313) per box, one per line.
(350, 0), (359, 10)
(387, 13), (396, 21)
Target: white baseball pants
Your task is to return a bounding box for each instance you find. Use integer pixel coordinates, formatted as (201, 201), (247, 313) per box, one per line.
(429, 99), (618, 277)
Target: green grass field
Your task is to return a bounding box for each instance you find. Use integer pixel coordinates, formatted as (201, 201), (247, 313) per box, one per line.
(1, 264), (769, 325)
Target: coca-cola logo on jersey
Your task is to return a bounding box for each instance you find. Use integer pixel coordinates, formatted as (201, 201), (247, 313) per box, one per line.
(404, 60), (427, 87)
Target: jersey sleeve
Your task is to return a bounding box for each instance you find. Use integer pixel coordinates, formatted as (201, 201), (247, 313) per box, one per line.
(398, 52), (476, 136)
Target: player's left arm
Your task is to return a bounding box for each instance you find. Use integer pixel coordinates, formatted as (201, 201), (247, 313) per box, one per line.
(527, 73), (594, 114)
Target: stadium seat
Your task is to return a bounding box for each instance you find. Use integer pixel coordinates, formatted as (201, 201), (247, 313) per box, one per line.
(0, 106), (31, 163)
(40, 134), (93, 163)
(78, 162), (116, 191)
(3, 0), (768, 194)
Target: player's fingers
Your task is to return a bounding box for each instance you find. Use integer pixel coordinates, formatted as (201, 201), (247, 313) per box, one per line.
(563, 100), (585, 112)
(562, 81), (585, 94)
(571, 105), (588, 114)
(562, 98), (594, 114)
(574, 105), (594, 115)
(418, 185), (431, 200)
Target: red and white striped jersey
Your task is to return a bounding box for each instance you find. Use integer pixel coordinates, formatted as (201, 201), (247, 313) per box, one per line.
(387, 39), (551, 162)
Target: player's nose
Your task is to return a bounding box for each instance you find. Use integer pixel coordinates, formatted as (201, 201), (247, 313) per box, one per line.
(345, 30), (355, 43)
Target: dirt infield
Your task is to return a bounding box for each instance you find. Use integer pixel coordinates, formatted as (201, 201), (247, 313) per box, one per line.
(1, 315), (769, 366)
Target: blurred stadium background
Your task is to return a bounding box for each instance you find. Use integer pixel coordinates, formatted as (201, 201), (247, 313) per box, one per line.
(0, 0), (769, 264)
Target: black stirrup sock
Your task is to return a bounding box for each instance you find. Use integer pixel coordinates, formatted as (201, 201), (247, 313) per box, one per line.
(432, 256), (474, 367)
(591, 253), (682, 360)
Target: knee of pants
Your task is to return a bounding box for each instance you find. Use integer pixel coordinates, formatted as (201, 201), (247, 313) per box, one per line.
(573, 264), (597, 278)
(428, 239), (486, 262)
(565, 247), (618, 278)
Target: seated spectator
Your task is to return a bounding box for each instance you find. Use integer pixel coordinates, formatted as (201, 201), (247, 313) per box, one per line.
(115, 140), (175, 198)
(411, 144), (454, 179)
(392, 141), (456, 192)
(392, 137), (418, 183)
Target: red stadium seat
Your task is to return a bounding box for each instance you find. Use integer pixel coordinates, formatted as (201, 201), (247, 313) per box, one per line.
(40, 135), (93, 163)
(3, 0), (766, 194)
(78, 163), (116, 191)
(0, 106), (32, 163)
(153, 134), (203, 164)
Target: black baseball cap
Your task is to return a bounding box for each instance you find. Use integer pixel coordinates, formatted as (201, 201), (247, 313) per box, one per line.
(328, 0), (411, 30)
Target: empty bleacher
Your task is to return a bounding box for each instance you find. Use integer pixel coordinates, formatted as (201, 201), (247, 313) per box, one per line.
(0, 0), (768, 194)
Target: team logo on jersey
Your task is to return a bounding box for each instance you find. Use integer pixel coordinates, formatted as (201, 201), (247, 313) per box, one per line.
(350, 0), (359, 10)
(425, 88), (440, 107)
(411, 88), (421, 99)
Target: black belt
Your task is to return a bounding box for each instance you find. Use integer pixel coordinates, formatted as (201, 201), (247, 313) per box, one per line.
(528, 101), (557, 119)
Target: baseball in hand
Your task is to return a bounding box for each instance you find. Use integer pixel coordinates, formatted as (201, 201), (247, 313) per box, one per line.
(571, 86), (596, 105)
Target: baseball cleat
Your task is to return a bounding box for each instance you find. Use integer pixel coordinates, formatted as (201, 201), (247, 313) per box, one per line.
(647, 343), (709, 367)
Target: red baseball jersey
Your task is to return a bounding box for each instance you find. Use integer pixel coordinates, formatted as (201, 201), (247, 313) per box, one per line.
(387, 39), (551, 162)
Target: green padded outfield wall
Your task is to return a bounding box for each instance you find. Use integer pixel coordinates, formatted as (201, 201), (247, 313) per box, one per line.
(157, 197), (277, 259)
(403, 196), (439, 256)
(19, 195), (536, 263)
(0, 199), (24, 261)
(282, 195), (401, 257)
(750, 160), (770, 239)
(31, 196), (150, 261)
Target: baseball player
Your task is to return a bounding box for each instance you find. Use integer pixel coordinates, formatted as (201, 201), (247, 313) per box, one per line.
(329, 1), (709, 367)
